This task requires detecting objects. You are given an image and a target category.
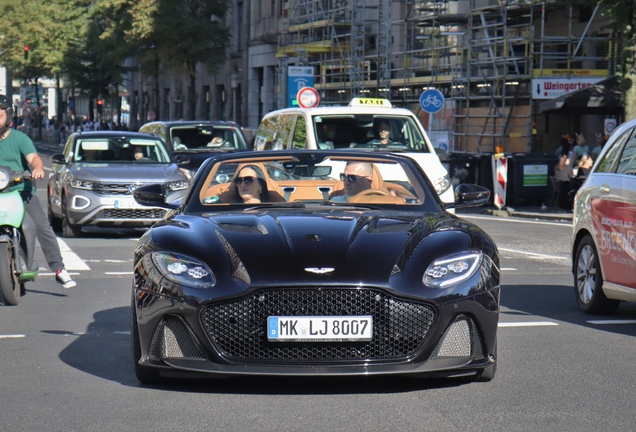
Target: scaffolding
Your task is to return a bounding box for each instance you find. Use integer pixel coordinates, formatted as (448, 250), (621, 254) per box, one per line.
(277, 0), (619, 152)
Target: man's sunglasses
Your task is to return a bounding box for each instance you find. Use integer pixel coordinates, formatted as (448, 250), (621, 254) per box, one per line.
(340, 173), (368, 183)
(234, 176), (256, 185)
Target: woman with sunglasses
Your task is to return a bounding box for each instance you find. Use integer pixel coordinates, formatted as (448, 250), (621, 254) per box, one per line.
(232, 165), (271, 203)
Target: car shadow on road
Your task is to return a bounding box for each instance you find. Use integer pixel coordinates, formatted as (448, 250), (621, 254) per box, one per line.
(53, 227), (145, 240)
(58, 306), (473, 394)
(501, 284), (636, 338)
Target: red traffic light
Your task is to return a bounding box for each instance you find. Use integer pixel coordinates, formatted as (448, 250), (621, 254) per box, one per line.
(24, 45), (29, 51)
(96, 99), (103, 105)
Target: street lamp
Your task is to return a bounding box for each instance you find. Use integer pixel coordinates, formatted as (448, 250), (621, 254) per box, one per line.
(230, 74), (238, 123)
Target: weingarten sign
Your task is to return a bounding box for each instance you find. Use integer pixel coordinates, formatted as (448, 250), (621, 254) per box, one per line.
(532, 78), (605, 100)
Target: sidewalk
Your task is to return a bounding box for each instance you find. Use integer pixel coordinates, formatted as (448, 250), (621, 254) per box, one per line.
(457, 205), (573, 222)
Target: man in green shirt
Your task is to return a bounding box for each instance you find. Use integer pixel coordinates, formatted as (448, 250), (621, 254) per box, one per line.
(0, 95), (76, 289)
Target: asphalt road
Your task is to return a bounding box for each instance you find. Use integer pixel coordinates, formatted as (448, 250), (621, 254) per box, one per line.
(1, 144), (635, 431)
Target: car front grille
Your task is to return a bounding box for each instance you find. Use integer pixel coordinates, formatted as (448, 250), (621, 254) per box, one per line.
(201, 288), (435, 363)
(93, 183), (150, 195)
(95, 208), (167, 219)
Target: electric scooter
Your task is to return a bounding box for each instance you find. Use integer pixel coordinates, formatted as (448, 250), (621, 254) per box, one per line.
(0, 166), (39, 305)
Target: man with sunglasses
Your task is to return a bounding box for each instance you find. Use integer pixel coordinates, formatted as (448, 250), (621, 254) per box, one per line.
(368, 120), (396, 146)
(331, 161), (373, 202)
(0, 95), (76, 289)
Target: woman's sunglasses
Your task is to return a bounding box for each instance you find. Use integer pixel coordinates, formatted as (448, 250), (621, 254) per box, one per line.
(340, 173), (367, 183)
(234, 176), (256, 185)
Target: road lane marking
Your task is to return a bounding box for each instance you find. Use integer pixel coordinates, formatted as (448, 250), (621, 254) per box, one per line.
(85, 259), (131, 263)
(587, 320), (636, 325)
(40, 272), (80, 276)
(501, 268), (517, 271)
(105, 272), (133, 275)
(57, 238), (91, 270)
(498, 321), (559, 327)
(498, 247), (569, 261)
(0, 335), (26, 339)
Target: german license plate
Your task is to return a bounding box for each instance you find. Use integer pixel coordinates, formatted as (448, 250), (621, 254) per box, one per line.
(114, 198), (140, 209)
(267, 316), (373, 342)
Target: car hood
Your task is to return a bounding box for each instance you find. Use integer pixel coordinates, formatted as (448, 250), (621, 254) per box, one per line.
(146, 209), (493, 293)
(71, 163), (183, 182)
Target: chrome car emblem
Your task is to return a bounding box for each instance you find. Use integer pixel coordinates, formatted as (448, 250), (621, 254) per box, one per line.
(305, 267), (335, 274)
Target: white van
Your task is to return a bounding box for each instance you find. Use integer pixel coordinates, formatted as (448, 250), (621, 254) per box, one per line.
(254, 98), (454, 204)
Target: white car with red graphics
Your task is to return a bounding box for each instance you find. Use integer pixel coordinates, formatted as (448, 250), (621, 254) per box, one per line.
(572, 118), (636, 314)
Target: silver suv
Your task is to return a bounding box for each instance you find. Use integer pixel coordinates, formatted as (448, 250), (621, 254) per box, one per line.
(48, 131), (189, 237)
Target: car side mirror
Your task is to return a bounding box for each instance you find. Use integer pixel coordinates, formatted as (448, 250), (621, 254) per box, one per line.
(133, 184), (179, 209)
(174, 155), (190, 166)
(51, 153), (66, 164)
(444, 184), (490, 209)
(434, 147), (450, 161)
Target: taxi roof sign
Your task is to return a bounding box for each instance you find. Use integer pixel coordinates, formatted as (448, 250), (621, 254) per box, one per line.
(349, 98), (393, 108)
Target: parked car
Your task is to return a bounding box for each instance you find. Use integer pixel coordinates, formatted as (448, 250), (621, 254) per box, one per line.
(47, 131), (189, 238)
(252, 97), (454, 204)
(571, 118), (636, 314)
(129, 149), (499, 384)
(139, 120), (250, 177)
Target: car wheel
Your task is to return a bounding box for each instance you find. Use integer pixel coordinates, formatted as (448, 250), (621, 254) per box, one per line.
(61, 196), (82, 238)
(574, 235), (620, 314)
(130, 294), (162, 384)
(47, 192), (62, 232)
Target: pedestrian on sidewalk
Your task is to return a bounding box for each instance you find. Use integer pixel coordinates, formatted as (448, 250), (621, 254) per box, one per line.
(572, 133), (590, 163)
(0, 94), (77, 289)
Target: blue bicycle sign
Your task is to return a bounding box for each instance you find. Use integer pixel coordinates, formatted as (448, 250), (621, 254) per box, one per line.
(420, 89), (444, 113)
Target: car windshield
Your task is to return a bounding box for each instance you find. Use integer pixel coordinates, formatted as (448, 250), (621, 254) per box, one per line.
(73, 138), (171, 163)
(170, 126), (243, 152)
(192, 153), (438, 211)
(312, 115), (431, 152)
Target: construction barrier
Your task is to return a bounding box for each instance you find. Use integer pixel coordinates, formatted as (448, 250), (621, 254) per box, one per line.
(492, 155), (508, 209)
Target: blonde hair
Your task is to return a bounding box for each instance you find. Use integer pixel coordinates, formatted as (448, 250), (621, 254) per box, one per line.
(575, 133), (586, 146)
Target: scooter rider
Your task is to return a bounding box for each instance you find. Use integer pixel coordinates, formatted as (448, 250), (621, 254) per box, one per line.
(0, 95), (76, 289)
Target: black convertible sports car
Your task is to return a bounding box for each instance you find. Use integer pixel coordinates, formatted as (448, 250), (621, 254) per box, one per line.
(131, 150), (500, 384)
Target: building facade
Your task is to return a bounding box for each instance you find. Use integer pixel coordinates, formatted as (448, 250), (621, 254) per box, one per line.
(123, 0), (622, 154)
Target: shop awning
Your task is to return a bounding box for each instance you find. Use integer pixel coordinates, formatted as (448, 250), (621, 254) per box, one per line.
(539, 76), (625, 113)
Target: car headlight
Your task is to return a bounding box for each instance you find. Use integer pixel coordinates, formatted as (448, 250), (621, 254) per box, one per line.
(166, 180), (189, 191)
(0, 169), (9, 190)
(151, 251), (215, 289)
(434, 174), (451, 195)
(423, 251), (482, 288)
(69, 178), (94, 190)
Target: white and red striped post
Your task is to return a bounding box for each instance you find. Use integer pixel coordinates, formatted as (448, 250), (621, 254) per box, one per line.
(492, 155), (507, 209)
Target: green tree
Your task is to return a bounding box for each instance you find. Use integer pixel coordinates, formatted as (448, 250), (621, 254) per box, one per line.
(128, 0), (231, 120)
(585, 0), (636, 118)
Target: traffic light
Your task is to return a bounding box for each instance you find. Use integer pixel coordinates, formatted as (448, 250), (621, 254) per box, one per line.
(23, 45), (29, 61)
(96, 98), (103, 114)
